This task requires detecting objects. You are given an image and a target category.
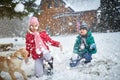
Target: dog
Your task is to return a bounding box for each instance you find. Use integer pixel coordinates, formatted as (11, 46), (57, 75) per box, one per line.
(0, 43), (13, 51)
(0, 48), (29, 80)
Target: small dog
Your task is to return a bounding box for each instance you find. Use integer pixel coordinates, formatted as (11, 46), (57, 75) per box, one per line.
(0, 48), (28, 80)
(0, 43), (13, 51)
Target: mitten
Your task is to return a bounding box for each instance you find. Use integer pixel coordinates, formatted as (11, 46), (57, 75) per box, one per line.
(90, 43), (96, 50)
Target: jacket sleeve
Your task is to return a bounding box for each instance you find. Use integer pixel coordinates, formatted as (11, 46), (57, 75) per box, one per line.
(87, 36), (97, 54)
(73, 36), (81, 54)
(25, 33), (32, 57)
(41, 31), (60, 47)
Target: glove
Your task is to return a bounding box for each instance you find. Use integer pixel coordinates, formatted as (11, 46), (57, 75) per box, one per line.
(90, 43), (96, 50)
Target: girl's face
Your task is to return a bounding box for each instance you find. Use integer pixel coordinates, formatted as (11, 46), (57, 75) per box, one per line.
(79, 29), (87, 36)
(30, 24), (38, 32)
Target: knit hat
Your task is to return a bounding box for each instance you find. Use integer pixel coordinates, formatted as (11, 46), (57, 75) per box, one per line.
(29, 17), (39, 26)
(79, 21), (88, 30)
(80, 25), (88, 30)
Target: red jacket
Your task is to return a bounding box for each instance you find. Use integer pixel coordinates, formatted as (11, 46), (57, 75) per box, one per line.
(25, 31), (60, 60)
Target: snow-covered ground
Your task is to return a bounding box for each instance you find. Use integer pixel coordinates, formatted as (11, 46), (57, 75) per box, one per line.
(0, 32), (120, 80)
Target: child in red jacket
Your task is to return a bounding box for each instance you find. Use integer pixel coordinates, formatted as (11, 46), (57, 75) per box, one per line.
(25, 17), (62, 77)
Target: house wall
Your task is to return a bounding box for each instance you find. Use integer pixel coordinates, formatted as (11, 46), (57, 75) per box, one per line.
(38, 0), (97, 36)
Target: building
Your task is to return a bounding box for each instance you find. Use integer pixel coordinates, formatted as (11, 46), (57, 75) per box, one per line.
(38, 0), (97, 35)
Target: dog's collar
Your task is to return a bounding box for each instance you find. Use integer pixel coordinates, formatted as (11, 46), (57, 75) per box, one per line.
(17, 56), (23, 61)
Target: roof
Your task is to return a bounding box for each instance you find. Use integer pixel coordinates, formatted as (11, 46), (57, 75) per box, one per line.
(63, 0), (100, 12)
(39, 0), (74, 11)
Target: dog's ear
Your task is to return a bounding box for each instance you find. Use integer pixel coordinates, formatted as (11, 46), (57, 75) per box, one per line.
(19, 48), (29, 59)
(13, 48), (29, 60)
(13, 48), (23, 57)
(14, 51), (21, 57)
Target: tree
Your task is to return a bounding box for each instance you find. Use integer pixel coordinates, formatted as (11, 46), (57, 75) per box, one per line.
(0, 0), (40, 19)
(99, 0), (120, 32)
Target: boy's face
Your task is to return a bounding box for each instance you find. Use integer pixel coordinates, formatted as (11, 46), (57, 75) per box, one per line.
(79, 28), (87, 36)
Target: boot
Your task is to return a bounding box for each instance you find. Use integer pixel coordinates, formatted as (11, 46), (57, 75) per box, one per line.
(47, 57), (53, 75)
(69, 56), (81, 67)
(84, 60), (91, 64)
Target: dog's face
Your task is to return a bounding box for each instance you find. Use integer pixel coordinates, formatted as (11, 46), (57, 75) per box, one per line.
(14, 48), (29, 60)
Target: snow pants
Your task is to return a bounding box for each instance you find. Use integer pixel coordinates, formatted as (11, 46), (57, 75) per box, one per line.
(35, 51), (51, 77)
(82, 53), (92, 62)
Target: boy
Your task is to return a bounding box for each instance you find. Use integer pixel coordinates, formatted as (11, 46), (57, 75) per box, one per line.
(70, 24), (97, 67)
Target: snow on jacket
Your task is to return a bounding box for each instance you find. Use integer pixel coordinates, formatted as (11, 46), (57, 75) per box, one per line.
(73, 30), (97, 56)
(25, 30), (60, 60)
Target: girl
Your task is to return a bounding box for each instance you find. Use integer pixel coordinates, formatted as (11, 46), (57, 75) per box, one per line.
(25, 17), (62, 77)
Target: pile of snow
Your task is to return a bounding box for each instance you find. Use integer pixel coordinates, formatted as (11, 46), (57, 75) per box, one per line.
(0, 32), (120, 80)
